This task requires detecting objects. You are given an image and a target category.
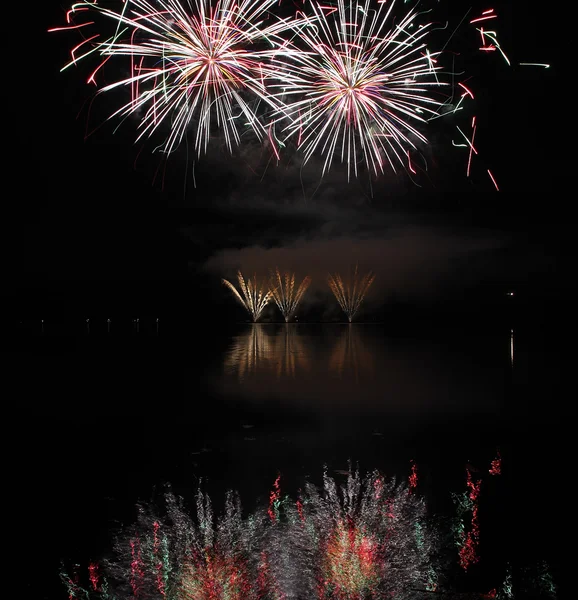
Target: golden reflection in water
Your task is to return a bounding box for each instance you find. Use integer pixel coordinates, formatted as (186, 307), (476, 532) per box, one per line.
(223, 324), (310, 380)
(223, 324), (273, 380)
(328, 325), (374, 381)
(274, 324), (310, 378)
(218, 326), (504, 417)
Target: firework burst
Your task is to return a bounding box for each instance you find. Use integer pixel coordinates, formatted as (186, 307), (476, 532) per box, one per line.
(269, 268), (311, 322)
(270, 0), (447, 179)
(328, 264), (375, 322)
(50, 0), (298, 156)
(223, 270), (274, 322)
(60, 488), (274, 600)
(281, 466), (440, 598)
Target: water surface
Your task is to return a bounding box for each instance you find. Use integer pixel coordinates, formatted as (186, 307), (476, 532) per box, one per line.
(7, 319), (566, 598)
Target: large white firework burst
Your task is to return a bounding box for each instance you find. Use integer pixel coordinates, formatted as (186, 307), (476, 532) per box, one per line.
(270, 0), (447, 179)
(52, 0), (298, 155)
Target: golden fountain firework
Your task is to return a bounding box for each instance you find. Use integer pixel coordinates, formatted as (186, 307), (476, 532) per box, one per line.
(269, 268), (311, 322)
(328, 265), (375, 322)
(222, 270), (274, 322)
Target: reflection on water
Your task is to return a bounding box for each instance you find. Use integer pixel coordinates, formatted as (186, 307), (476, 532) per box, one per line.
(60, 470), (440, 599)
(328, 324), (374, 381)
(58, 467), (558, 600)
(13, 317), (565, 600)
(224, 323), (310, 379)
(224, 324), (374, 382)
(217, 324), (508, 419)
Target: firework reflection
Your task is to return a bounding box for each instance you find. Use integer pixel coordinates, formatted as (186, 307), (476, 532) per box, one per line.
(282, 467), (440, 598)
(328, 324), (374, 382)
(224, 324), (310, 380)
(223, 324), (275, 379)
(273, 324), (310, 379)
(217, 326), (505, 421)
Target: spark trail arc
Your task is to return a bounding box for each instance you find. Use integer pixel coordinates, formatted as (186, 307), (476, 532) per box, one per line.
(50, 0), (298, 156)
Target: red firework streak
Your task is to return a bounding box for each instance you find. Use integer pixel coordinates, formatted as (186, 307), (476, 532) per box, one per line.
(408, 460), (418, 493)
(489, 451), (502, 476)
(130, 536), (146, 596)
(459, 466), (482, 570)
(88, 562), (99, 591)
(373, 476), (383, 501)
(268, 474), (282, 522)
(296, 497), (305, 522)
(153, 520), (166, 597)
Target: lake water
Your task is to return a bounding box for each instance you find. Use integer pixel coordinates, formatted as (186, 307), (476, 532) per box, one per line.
(8, 320), (566, 598)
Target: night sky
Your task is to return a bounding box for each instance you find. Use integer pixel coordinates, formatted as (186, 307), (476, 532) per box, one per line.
(6, 1), (572, 322)
(4, 4), (573, 599)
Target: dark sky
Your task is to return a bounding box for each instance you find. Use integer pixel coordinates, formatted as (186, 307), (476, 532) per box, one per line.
(6, 1), (571, 322)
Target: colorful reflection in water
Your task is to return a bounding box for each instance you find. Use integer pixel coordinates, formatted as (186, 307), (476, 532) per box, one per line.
(61, 468), (440, 600)
(60, 464), (556, 600)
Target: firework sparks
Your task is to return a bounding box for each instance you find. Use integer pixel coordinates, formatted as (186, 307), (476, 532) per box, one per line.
(283, 466), (440, 598)
(489, 451), (502, 476)
(69, 488), (270, 600)
(50, 1), (549, 192)
(270, 0), (447, 179)
(61, 474), (437, 600)
(408, 460), (418, 493)
(61, 461), (556, 599)
(223, 271), (274, 322)
(179, 550), (253, 598)
(328, 265), (375, 322)
(269, 268), (311, 322)
(50, 0), (298, 156)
